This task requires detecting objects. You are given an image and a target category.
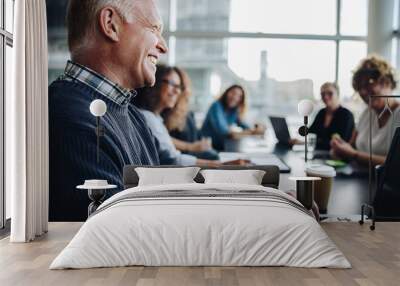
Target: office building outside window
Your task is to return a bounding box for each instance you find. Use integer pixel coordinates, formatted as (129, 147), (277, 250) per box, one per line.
(47, 0), (371, 123)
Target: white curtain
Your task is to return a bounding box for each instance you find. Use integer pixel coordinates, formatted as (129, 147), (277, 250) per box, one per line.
(8, 0), (49, 242)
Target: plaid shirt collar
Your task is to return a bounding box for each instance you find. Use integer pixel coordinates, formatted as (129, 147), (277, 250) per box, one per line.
(63, 60), (136, 105)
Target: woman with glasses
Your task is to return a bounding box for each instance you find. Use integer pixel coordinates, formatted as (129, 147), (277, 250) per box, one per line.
(133, 65), (246, 166)
(307, 82), (355, 150)
(330, 55), (400, 166)
(161, 68), (220, 161)
(201, 85), (265, 151)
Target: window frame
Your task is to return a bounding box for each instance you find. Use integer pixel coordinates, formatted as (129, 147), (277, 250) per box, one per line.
(394, 0), (400, 68)
(0, 0), (14, 230)
(162, 0), (367, 86)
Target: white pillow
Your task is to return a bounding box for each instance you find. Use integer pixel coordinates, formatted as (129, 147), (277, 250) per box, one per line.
(200, 169), (266, 185)
(136, 167), (201, 186)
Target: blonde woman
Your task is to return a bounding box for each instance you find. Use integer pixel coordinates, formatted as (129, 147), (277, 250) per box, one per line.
(308, 82), (355, 150)
(331, 55), (400, 166)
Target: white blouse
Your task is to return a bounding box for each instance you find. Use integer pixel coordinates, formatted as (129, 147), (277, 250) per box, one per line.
(139, 109), (197, 166)
(356, 106), (400, 156)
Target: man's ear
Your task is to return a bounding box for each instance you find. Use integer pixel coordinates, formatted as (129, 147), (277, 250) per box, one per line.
(98, 7), (123, 42)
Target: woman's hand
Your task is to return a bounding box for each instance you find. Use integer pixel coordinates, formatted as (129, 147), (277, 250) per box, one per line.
(197, 158), (251, 167)
(189, 139), (211, 152)
(288, 138), (303, 146)
(330, 137), (357, 160)
(229, 123), (265, 139)
(222, 159), (251, 166)
(251, 123), (266, 135)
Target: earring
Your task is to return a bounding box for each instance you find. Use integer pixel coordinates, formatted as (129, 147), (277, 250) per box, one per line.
(378, 97), (393, 119)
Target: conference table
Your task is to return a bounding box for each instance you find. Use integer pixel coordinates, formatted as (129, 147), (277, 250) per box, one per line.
(224, 136), (370, 217)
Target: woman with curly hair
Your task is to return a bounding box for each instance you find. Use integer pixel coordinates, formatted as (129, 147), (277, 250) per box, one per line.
(331, 55), (400, 166)
(162, 68), (220, 160)
(134, 65), (246, 166)
(201, 85), (265, 151)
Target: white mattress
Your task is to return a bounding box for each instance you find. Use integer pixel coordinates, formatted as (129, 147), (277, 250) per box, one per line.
(50, 183), (350, 269)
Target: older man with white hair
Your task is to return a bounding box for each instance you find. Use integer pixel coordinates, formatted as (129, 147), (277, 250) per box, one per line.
(49, 0), (169, 221)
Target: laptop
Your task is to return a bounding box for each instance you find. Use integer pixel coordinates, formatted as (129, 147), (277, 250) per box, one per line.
(219, 152), (291, 173)
(269, 116), (291, 145)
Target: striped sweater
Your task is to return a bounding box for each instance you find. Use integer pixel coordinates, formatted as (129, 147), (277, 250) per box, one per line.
(49, 61), (174, 221)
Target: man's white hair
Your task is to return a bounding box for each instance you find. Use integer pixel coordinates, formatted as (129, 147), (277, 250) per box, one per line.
(95, 0), (137, 22)
(67, 0), (139, 56)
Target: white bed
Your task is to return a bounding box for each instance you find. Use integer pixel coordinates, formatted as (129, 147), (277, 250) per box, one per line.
(50, 183), (350, 269)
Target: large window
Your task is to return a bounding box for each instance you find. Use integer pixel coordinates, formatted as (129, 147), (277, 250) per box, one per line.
(1, 0), (14, 229)
(47, 0), (368, 119)
(162, 0), (368, 119)
(340, 0), (368, 36)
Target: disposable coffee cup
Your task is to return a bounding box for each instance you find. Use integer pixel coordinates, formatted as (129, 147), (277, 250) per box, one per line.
(305, 164), (336, 213)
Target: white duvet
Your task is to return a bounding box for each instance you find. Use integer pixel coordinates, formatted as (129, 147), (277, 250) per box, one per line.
(50, 183), (350, 269)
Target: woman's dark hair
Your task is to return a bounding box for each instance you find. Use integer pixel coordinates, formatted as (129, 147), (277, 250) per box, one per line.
(133, 64), (179, 111)
(218, 85), (247, 119)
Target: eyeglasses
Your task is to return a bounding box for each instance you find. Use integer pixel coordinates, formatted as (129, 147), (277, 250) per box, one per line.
(321, 91), (334, 97)
(162, 79), (184, 92)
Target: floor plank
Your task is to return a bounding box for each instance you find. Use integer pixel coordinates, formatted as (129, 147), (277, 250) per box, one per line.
(0, 222), (399, 286)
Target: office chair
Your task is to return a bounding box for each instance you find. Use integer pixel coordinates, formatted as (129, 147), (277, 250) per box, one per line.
(372, 127), (400, 221)
(361, 126), (400, 228)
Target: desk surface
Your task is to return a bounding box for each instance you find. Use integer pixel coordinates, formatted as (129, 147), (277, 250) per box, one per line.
(225, 137), (369, 216)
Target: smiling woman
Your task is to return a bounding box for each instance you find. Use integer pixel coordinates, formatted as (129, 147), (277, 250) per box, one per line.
(133, 65), (222, 167)
(331, 55), (400, 167)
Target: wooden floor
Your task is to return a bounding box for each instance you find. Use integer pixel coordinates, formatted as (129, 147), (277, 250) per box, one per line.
(0, 222), (399, 286)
